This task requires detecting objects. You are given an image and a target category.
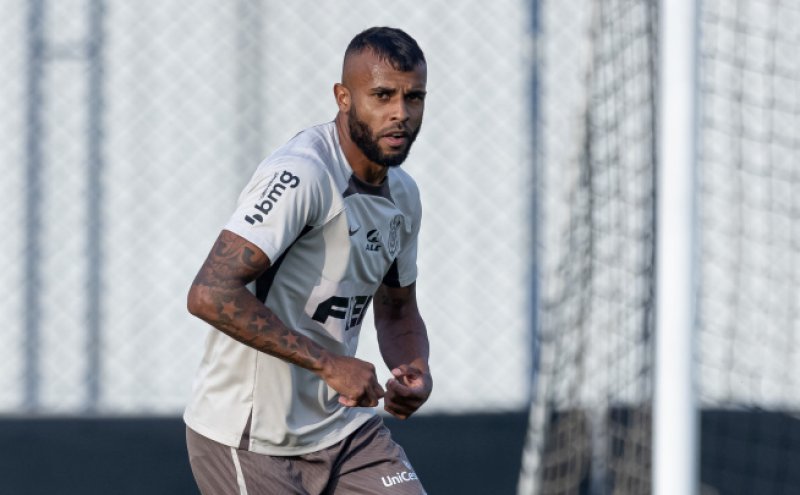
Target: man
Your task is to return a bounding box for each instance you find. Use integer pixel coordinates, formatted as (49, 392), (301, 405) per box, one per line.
(184, 27), (432, 494)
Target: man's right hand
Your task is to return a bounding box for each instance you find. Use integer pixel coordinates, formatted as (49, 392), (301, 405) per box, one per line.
(318, 354), (385, 408)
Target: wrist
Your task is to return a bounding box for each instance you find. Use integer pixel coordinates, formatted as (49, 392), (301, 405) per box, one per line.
(404, 359), (430, 376)
(313, 350), (334, 379)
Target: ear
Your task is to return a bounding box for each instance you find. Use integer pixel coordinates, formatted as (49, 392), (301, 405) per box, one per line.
(333, 83), (350, 112)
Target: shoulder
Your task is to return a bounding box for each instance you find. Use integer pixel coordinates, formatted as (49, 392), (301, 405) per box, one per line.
(387, 167), (421, 207)
(272, 122), (337, 170)
(240, 159), (327, 204)
(250, 125), (338, 189)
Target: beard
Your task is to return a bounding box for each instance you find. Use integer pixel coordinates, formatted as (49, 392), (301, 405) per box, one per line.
(348, 105), (420, 168)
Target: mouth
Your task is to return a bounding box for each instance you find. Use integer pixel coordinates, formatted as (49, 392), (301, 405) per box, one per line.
(381, 130), (409, 148)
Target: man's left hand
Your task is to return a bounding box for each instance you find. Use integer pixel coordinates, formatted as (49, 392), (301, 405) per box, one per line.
(383, 364), (433, 420)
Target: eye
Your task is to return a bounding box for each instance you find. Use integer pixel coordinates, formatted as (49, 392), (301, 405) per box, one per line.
(375, 92), (390, 101)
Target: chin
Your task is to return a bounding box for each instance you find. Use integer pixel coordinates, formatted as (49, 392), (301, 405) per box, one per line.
(383, 149), (409, 162)
(382, 154), (409, 168)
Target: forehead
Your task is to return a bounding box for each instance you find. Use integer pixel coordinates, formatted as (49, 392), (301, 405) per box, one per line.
(343, 50), (427, 90)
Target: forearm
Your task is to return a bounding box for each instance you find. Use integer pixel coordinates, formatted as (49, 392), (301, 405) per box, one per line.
(188, 283), (330, 374)
(376, 314), (430, 373)
(188, 229), (332, 373)
(373, 283), (431, 418)
(373, 283), (430, 373)
(377, 312), (433, 419)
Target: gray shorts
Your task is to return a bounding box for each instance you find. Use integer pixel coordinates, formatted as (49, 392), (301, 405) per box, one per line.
(186, 415), (426, 495)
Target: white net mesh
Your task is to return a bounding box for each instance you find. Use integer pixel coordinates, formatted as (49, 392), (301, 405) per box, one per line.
(520, 1), (657, 493)
(698, 0), (800, 410)
(697, 1), (800, 493)
(521, 0), (800, 493)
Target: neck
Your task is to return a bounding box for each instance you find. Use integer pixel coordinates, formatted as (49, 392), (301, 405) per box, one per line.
(335, 113), (388, 185)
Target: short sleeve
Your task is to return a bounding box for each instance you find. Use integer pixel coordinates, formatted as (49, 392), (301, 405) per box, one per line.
(382, 191), (421, 288)
(383, 217), (419, 287)
(224, 160), (330, 262)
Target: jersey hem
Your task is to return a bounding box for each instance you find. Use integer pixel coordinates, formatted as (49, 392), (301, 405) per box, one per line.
(183, 413), (247, 450)
(183, 409), (376, 457)
(248, 410), (375, 456)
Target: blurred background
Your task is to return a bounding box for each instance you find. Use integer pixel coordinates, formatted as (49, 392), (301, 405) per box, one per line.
(1, 0), (532, 493)
(2, 0), (800, 494)
(1, 0), (533, 417)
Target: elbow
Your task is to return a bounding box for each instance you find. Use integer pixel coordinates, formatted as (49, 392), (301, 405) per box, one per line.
(187, 284), (213, 320)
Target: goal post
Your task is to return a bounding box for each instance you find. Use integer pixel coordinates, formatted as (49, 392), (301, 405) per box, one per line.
(653, 0), (699, 494)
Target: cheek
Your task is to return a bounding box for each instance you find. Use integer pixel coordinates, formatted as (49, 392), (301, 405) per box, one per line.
(409, 106), (424, 125)
(369, 112), (393, 132)
(409, 100), (425, 116)
(355, 101), (384, 123)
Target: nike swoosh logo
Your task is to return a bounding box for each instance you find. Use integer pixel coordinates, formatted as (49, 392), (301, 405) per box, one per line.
(348, 226), (360, 236)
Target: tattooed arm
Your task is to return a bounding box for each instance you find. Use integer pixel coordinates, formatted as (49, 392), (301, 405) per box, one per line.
(187, 229), (385, 407)
(373, 283), (432, 419)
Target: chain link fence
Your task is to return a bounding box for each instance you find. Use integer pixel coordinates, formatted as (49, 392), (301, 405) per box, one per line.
(1, 1), (535, 415)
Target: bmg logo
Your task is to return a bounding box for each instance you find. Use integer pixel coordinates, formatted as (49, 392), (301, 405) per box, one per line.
(244, 171), (300, 225)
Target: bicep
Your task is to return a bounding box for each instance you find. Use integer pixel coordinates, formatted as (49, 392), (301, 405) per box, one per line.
(193, 229), (271, 290)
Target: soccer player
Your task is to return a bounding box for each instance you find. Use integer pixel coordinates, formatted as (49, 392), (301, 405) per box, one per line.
(183, 27), (432, 494)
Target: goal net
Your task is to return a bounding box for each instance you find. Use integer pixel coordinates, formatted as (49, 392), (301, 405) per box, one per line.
(520, 0), (800, 493)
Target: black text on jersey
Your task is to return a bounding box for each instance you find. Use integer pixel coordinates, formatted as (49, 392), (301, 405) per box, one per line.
(244, 171), (300, 225)
(312, 295), (373, 331)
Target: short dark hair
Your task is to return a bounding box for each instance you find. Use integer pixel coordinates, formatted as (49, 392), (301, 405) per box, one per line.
(345, 27), (426, 72)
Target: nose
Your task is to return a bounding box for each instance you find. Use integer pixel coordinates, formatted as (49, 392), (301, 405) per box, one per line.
(391, 99), (410, 123)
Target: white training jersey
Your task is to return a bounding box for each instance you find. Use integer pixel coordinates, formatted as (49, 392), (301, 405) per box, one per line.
(183, 121), (422, 456)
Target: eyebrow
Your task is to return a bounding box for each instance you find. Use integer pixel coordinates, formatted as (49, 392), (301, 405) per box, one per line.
(370, 86), (427, 97)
